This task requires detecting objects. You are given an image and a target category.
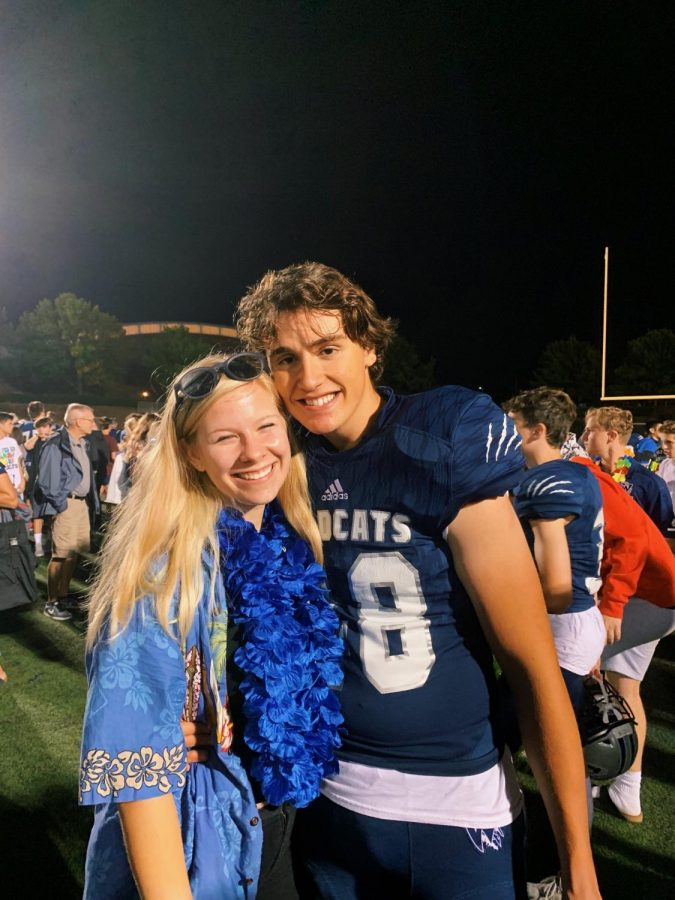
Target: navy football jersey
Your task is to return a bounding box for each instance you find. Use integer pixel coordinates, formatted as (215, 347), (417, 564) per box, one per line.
(300, 386), (524, 777)
(513, 460), (604, 614)
(624, 459), (673, 535)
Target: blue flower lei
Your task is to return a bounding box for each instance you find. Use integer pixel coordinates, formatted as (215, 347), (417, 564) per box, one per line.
(217, 504), (343, 808)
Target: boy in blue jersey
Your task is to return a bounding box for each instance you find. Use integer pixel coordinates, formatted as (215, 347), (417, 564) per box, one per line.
(506, 389), (606, 887)
(227, 263), (600, 900)
(507, 389), (606, 716)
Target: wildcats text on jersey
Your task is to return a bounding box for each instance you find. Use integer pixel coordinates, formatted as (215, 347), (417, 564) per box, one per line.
(317, 508), (412, 543)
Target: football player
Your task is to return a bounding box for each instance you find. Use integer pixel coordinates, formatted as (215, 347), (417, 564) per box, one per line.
(508, 388), (605, 716)
(222, 262), (599, 899)
(506, 388), (605, 887)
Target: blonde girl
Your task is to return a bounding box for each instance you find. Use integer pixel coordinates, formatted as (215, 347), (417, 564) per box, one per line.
(80, 353), (342, 899)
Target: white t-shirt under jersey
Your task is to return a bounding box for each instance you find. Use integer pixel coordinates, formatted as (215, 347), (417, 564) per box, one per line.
(321, 754), (523, 828)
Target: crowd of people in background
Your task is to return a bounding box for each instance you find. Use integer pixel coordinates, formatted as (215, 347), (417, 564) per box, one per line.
(0, 403), (162, 621)
(4, 400), (671, 614)
(1, 264), (674, 900)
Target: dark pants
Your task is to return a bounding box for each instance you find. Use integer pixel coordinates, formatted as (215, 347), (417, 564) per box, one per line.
(257, 803), (298, 900)
(560, 667), (585, 721)
(293, 794), (526, 899)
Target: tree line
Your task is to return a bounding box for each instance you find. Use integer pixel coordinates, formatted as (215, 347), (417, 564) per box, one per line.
(0, 293), (672, 403)
(0, 293), (436, 399)
(531, 331), (675, 405)
(0, 293), (225, 399)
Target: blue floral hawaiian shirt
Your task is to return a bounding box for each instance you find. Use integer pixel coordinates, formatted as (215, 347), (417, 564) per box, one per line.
(79, 553), (262, 899)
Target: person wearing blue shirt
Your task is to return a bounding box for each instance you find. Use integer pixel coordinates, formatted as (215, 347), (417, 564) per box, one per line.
(634, 420), (663, 467)
(508, 389), (605, 715)
(225, 262), (600, 899)
(19, 400), (46, 440)
(507, 388), (606, 891)
(81, 353), (342, 899)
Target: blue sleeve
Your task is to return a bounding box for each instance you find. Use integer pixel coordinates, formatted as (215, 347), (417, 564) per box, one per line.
(36, 440), (66, 511)
(514, 465), (585, 522)
(630, 469), (675, 535)
(79, 597), (188, 806)
(634, 436), (658, 465)
(449, 394), (525, 522)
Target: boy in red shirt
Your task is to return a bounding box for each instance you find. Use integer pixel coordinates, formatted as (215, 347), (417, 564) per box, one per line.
(571, 448), (675, 822)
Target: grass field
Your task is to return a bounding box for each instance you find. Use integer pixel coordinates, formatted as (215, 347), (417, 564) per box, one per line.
(1, 560), (674, 898)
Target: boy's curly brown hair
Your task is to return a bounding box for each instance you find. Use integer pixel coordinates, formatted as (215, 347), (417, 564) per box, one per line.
(235, 262), (397, 380)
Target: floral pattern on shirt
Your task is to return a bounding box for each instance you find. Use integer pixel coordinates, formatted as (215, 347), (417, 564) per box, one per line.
(80, 744), (186, 801)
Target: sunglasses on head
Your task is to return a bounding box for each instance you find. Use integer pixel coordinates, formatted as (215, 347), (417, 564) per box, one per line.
(173, 352), (268, 416)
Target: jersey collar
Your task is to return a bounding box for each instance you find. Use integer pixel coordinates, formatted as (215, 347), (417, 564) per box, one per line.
(294, 385), (399, 455)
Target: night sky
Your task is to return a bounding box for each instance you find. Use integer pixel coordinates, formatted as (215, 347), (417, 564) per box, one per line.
(1, 1), (673, 396)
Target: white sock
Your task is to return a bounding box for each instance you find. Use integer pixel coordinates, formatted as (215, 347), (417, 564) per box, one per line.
(608, 770), (642, 816)
(35, 533), (43, 546)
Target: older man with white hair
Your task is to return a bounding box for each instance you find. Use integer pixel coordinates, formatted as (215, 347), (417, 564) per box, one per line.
(35, 403), (99, 621)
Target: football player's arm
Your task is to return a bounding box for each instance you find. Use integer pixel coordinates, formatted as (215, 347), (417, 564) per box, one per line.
(118, 795), (193, 899)
(529, 517), (574, 614)
(446, 495), (600, 900)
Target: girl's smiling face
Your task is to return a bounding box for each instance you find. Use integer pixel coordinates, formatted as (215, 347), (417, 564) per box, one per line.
(184, 380), (290, 528)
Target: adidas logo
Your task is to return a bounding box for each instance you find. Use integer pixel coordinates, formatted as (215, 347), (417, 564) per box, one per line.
(321, 478), (349, 501)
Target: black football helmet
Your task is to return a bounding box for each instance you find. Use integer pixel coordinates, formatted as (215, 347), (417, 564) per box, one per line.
(579, 675), (638, 783)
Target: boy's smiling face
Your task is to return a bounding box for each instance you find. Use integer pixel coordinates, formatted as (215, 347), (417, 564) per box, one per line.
(268, 309), (381, 451)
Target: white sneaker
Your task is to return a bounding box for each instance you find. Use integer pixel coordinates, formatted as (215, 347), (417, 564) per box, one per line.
(34, 544), (45, 558)
(526, 875), (563, 899)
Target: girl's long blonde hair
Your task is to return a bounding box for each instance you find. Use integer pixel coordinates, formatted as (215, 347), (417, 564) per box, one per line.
(86, 354), (322, 649)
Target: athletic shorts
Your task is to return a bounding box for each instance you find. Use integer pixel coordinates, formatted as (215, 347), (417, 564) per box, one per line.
(52, 498), (91, 559)
(602, 596), (675, 681)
